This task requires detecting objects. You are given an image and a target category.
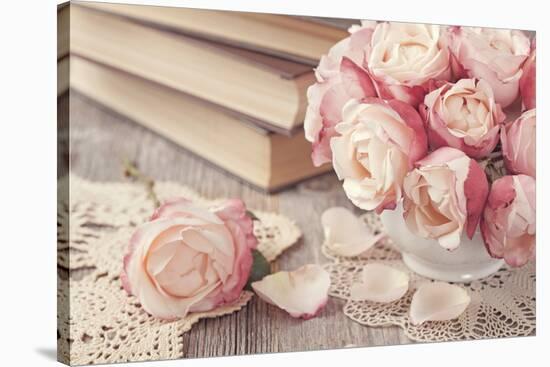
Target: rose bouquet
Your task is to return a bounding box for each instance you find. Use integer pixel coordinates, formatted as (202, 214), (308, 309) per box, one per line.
(306, 22), (536, 269)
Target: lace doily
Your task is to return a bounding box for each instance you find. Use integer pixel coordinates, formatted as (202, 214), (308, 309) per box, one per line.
(57, 175), (301, 365)
(323, 212), (536, 342)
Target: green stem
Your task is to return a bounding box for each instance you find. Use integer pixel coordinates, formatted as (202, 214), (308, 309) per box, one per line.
(122, 158), (161, 208)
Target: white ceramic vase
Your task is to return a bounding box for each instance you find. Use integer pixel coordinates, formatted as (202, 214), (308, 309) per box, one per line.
(379, 203), (504, 283)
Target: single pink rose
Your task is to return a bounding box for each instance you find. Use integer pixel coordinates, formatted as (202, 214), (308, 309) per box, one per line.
(481, 175), (536, 267)
(121, 198), (257, 319)
(519, 44), (536, 110)
(360, 22), (453, 107)
(330, 97), (428, 213)
(501, 109), (536, 177)
(422, 78), (506, 159)
(304, 25), (377, 167)
(449, 27), (531, 108)
(403, 147), (489, 250)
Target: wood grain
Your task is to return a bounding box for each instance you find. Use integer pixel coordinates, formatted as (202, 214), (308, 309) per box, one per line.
(64, 91), (412, 358)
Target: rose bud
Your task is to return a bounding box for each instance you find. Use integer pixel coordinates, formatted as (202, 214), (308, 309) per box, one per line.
(359, 21), (453, 107)
(519, 44), (536, 110)
(403, 147), (489, 250)
(449, 27), (531, 108)
(121, 198), (258, 319)
(305, 25), (377, 167)
(501, 109), (536, 177)
(330, 97), (428, 213)
(481, 175), (536, 267)
(422, 78), (506, 159)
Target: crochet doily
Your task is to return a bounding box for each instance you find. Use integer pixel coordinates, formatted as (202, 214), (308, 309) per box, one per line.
(323, 212), (536, 342)
(57, 175), (301, 365)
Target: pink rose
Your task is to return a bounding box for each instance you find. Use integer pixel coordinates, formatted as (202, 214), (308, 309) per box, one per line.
(501, 109), (536, 177)
(304, 25), (377, 167)
(361, 22), (453, 106)
(519, 44), (536, 110)
(449, 27), (531, 108)
(121, 198), (257, 319)
(330, 97), (428, 213)
(403, 147), (489, 250)
(481, 175), (535, 267)
(422, 78), (505, 159)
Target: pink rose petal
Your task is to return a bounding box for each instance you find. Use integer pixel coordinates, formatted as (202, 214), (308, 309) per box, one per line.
(252, 264), (331, 319)
(501, 109), (536, 178)
(321, 207), (386, 257)
(520, 45), (536, 110)
(350, 263), (409, 302)
(409, 282), (470, 325)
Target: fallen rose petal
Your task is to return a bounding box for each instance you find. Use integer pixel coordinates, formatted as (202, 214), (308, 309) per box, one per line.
(409, 282), (471, 325)
(321, 207), (386, 257)
(251, 264), (331, 319)
(350, 263), (409, 302)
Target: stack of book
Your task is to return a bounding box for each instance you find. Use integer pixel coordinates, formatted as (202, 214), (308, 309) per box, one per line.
(58, 2), (354, 191)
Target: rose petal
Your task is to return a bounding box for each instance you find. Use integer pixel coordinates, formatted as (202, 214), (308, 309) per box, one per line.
(501, 109), (536, 178)
(415, 146), (465, 167)
(321, 207), (385, 257)
(251, 264), (330, 319)
(409, 282), (471, 325)
(340, 56), (377, 98)
(386, 99), (429, 166)
(464, 159), (489, 239)
(350, 263), (409, 302)
(466, 59), (521, 108)
(519, 47), (536, 110)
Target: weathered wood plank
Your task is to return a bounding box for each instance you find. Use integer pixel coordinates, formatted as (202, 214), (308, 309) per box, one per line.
(66, 92), (411, 359)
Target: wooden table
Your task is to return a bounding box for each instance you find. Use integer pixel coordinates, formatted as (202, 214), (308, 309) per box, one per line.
(62, 92), (412, 358)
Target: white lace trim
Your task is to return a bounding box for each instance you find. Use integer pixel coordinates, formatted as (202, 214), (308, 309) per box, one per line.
(57, 175), (301, 364)
(322, 212), (536, 342)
